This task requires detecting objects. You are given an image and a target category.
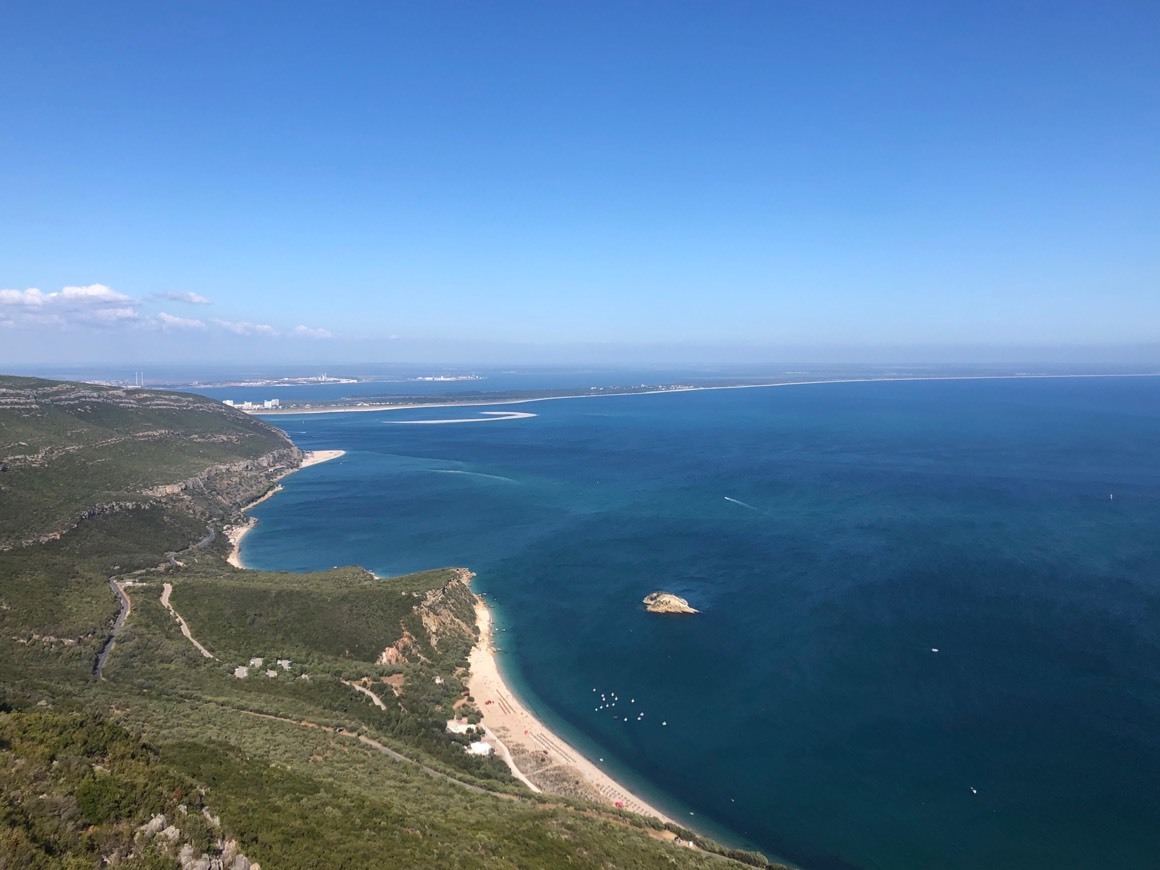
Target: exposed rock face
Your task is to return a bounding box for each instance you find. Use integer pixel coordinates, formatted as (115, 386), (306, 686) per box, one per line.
(142, 445), (304, 514)
(642, 592), (699, 614)
(377, 568), (477, 666)
(0, 446), (302, 551)
(0, 376), (302, 549)
(136, 810), (258, 870)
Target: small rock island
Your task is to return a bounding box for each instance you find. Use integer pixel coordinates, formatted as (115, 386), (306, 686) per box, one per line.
(642, 592), (699, 614)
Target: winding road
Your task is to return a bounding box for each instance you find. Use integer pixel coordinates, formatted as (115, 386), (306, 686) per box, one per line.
(93, 525), (217, 678)
(161, 582), (216, 659)
(93, 578), (130, 679)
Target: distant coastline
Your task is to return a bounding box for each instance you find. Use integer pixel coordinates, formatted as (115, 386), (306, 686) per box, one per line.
(247, 371), (1160, 417)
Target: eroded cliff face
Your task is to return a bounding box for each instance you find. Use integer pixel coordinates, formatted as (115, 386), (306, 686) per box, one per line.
(142, 446), (304, 513)
(1, 447), (302, 552)
(0, 376), (301, 550)
(379, 569), (478, 666)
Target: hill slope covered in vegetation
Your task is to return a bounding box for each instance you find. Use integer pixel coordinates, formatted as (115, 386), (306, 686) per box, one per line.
(0, 376), (779, 869)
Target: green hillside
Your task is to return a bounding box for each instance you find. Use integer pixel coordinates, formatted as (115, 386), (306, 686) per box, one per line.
(0, 376), (780, 869)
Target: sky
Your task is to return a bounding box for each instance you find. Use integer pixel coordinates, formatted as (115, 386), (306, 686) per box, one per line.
(2, 1), (1159, 367)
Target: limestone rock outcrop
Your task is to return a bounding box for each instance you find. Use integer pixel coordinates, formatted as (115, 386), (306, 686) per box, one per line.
(642, 592), (699, 614)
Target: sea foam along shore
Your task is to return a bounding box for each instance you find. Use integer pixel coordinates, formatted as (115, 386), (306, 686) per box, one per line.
(226, 449), (345, 568)
(468, 598), (676, 826)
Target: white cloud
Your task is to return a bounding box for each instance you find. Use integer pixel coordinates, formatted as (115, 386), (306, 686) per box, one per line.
(87, 307), (141, 323)
(0, 288), (48, 307)
(0, 286), (330, 342)
(290, 324), (333, 339)
(158, 312), (207, 330)
(160, 290), (212, 305)
(58, 283), (132, 304)
(214, 319), (279, 337)
(0, 284), (142, 327)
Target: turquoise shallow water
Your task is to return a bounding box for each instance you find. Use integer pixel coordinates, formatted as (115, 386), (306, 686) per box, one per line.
(244, 377), (1160, 870)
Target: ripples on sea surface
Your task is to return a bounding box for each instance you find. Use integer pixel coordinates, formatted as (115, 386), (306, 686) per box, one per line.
(244, 377), (1160, 870)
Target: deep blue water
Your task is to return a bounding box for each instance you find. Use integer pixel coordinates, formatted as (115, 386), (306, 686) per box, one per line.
(242, 377), (1160, 870)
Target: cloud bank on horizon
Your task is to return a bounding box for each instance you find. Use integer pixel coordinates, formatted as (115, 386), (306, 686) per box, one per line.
(159, 291), (212, 305)
(0, 283), (332, 343)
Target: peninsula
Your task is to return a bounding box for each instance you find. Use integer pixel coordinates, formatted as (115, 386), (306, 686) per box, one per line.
(227, 368), (1160, 417)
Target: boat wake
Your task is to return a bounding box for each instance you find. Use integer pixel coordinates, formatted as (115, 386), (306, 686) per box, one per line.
(723, 496), (771, 516)
(431, 469), (518, 484)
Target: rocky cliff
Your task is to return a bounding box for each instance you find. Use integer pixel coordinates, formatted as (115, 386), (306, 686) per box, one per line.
(379, 568), (478, 667)
(0, 376), (300, 549)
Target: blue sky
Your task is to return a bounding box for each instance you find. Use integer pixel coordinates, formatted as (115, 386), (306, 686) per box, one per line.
(2, 1), (1158, 365)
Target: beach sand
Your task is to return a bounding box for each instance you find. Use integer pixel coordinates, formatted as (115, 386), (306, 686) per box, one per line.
(226, 449), (346, 568)
(467, 598), (674, 824)
(299, 448), (346, 468)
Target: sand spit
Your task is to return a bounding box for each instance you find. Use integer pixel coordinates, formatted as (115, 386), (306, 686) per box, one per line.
(392, 411), (537, 425)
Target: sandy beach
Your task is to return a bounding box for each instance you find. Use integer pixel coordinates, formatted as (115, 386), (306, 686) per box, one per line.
(467, 598), (675, 825)
(299, 448), (346, 468)
(226, 449), (346, 568)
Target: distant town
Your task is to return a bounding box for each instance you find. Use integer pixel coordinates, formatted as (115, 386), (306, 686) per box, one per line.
(223, 398), (282, 410)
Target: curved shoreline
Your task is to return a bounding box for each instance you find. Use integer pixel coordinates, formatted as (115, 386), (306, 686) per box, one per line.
(467, 598), (676, 825)
(226, 449), (345, 568)
(227, 446), (680, 827)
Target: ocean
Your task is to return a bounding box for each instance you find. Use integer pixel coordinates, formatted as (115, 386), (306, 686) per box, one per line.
(238, 376), (1160, 870)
